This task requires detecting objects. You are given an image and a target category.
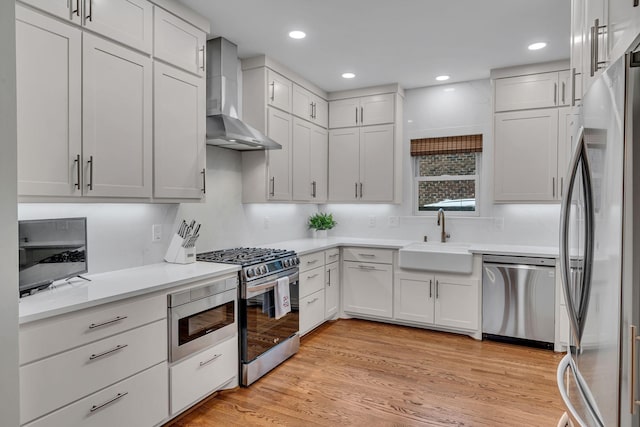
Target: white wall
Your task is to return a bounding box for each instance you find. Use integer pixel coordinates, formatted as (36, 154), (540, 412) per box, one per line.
(322, 79), (560, 246)
(0, 1), (19, 424)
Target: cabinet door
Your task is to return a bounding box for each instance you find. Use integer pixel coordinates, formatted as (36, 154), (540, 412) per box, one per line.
(608, 0), (640, 63)
(154, 62), (205, 199)
(154, 7), (206, 76)
(494, 72), (560, 112)
(292, 83), (314, 121)
(83, 0), (153, 54)
(394, 277), (434, 324)
(20, 0), (78, 23)
(267, 69), (292, 113)
(292, 117), (312, 201)
(313, 96), (329, 129)
(343, 261), (392, 319)
(557, 107), (580, 201)
(434, 275), (479, 331)
(360, 124), (394, 201)
(571, 0), (585, 106)
(494, 110), (559, 202)
(325, 262), (340, 319)
(360, 93), (395, 126)
(328, 128), (360, 201)
(558, 70), (572, 107)
(310, 124), (328, 202)
(266, 107), (292, 200)
(329, 98), (359, 128)
(83, 33), (152, 198)
(16, 6), (82, 197)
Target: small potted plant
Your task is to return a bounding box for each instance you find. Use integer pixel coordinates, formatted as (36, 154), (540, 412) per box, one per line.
(308, 212), (337, 239)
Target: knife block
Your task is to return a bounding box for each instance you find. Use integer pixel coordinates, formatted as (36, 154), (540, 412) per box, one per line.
(164, 234), (196, 264)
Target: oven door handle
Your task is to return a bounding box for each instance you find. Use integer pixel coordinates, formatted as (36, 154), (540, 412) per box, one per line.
(247, 271), (299, 293)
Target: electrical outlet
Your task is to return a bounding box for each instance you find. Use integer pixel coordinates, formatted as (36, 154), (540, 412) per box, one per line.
(264, 217), (270, 229)
(152, 224), (162, 242)
(368, 216), (376, 227)
(388, 216), (399, 227)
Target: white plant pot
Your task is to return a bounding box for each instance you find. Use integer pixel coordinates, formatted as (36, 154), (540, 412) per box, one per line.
(312, 229), (328, 239)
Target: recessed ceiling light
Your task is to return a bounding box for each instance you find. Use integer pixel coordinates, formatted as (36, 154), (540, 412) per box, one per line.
(436, 75), (450, 81)
(528, 42), (547, 50)
(288, 30), (306, 39)
(342, 72), (356, 79)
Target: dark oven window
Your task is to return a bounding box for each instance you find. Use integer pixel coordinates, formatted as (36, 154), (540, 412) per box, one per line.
(179, 300), (235, 346)
(242, 282), (299, 362)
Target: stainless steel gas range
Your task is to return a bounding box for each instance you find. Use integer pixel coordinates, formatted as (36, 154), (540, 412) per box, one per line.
(197, 247), (300, 386)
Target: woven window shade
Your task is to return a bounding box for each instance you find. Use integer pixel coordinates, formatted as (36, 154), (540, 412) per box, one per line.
(410, 134), (483, 156)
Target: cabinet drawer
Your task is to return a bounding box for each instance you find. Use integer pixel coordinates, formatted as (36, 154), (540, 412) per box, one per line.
(23, 363), (168, 427)
(20, 293), (166, 365)
(343, 247), (393, 264)
(299, 265), (325, 298)
(325, 248), (340, 264)
(170, 335), (238, 415)
(299, 251), (325, 272)
(20, 319), (167, 424)
(494, 72), (560, 112)
(300, 289), (325, 335)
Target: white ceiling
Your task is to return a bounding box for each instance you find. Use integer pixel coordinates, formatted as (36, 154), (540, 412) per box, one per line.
(179, 0), (570, 92)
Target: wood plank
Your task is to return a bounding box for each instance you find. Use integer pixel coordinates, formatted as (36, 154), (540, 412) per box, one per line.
(164, 319), (565, 426)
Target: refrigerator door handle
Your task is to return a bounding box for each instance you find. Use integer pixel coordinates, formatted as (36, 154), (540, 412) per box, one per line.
(560, 127), (585, 347)
(557, 354), (588, 427)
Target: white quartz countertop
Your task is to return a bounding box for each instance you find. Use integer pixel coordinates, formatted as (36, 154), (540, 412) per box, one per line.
(19, 262), (239, 324)
(262, 237), (559, 258)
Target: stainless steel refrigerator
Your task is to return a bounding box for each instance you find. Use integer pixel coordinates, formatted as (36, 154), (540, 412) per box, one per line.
(557, 40), (640, 426)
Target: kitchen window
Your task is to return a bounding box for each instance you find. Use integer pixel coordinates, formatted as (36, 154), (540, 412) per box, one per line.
(411, 134), (482, 215)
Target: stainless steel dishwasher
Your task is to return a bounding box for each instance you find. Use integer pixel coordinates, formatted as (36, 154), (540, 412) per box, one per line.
(482, 255), (556, 349)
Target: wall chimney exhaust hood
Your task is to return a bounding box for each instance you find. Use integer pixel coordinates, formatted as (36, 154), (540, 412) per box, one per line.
(206, 37), (281, 151)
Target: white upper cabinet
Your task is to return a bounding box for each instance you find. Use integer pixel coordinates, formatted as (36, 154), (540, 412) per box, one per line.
(153, 62), (205, 199)
(494, 72), (560, 112)
(328, 128), (361, 201)
(292, 83), (328, 128)
(359, 124), (394, 201)
(329, 93), (394, 128)
(494, 109), (559, 202)
(571, 0), (585, 106)
(266, 107), (292, 200)
(267, 69), (292, 113)
(292, 118), (328, 202)
(82, 33), (152, 198)
(608, 0), (640, 62)
(16, 6), (82, 197)
(154, 7), (206, 76)
(21, 0), (153, 53)
(83, 0), (153, 53)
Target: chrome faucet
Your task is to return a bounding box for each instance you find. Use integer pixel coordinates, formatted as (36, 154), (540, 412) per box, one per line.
(436, 208), (451, 243)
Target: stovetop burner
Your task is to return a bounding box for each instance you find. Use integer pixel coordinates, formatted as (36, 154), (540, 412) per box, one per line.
(197, 247), (294, 266)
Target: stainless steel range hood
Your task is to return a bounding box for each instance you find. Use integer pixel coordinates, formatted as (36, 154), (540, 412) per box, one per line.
(206, 37), (281, 151)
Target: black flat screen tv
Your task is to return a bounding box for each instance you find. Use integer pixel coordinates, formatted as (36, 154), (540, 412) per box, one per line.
(18, 217), (88, 296)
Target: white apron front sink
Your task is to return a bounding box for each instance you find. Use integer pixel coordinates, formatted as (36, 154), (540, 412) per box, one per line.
(398, 242), (473, 273)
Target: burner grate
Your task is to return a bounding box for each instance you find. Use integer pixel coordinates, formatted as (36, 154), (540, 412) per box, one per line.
(197, 247), (292, 266)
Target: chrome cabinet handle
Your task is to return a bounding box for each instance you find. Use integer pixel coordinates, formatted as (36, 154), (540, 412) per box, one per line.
(201, 168), (206, 193)
(74, 154), (81, 190)
(307, 259), (318, 264)
(307, 297), (319, 304)
(571, 68), (578, 106)
(328, 253), (338, 258)
(199, 353), (221, 367)
(429, 279), (432, 298)
(327, 268), (331, 285)
(72, 0), (80, 17)
(554, 83), (557, 105)
(309, 102), (314, 118)
(359, 182), (363, 198)
(355, 107), (358, 124)
(358, 265), (376, 270)
(552, 177), (556, 198)
(89, 344), (128, 361)
(590, 19), (607, 76)
(90, 392), (128, 413)
(435, 280), (439, 299)
(355, 182), (358, 198)
(87, 156), (94, 191)
(311, 180), (317, 198)
(85, 0), (92, 22)
(88, 315), (128, 329)
(269, 176), (275, 197)
(360, 106), (364, 124)
(307, 273), (319, 279)
(560, 177), (564, 198)
(561, 82), (566, 104)
(313, 102), (317, 119)
(270, 82), (275, 101)
(199, 46), (205, 71)
(358, 253), (375, 257)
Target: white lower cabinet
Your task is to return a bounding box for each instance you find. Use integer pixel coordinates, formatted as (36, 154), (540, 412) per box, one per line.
(394, 268), (480, 333)
(325, 261), (340, 319)
(23, 363), (168, 427)
(170, 336), (238, 415)
(20, 319), (166, 424)
(300, 289), (326, 335)
(343, 261), (393, 319)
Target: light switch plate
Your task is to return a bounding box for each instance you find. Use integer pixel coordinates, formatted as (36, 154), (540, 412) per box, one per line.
(152, 224), (162, 242)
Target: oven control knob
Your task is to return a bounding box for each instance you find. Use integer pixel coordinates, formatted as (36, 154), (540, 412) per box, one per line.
(294, 257), (300, 265)
(261, 265), (268, 274)
(246, 268), (255, 278)
(283, 259), (290, 267)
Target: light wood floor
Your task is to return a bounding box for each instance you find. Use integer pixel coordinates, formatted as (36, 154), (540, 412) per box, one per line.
(166, 319), (565, 426)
